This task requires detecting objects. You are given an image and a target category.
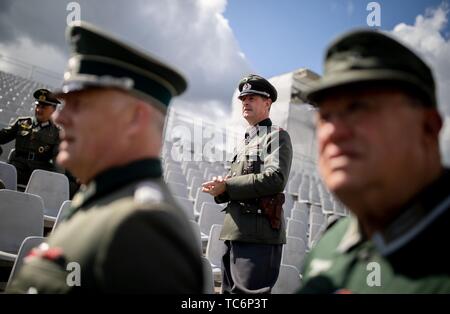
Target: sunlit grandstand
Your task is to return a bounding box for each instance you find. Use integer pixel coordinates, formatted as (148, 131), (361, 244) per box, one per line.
(7, 55), (448, 293)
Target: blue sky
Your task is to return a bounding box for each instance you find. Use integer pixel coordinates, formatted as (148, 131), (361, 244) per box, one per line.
(224, 0), (450, 77)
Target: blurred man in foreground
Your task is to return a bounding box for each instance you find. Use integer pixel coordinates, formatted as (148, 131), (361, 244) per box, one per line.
(299, 29), (450, 293)
(8, 21), (203, 294)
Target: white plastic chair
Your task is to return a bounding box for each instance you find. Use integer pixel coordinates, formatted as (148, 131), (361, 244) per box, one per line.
(165, 170), (187, 185)
(173, 196), (195, 221)
(52, 200), (73, 231)
(281, 236), (308, 273)
(198, 203), (225, 241)
(272, 264), (302, 294)
(7, 236), (45, 287)
(0, 161), (17, 190)
(205, 224), (223, 281)
(194, 188), (215, 217)
(0, 190), (44, 264)
(188, 177), (204, 201)
(167, 181), (189, 199)
(25, 169), (69, 228)
(286, 218), (308, 244)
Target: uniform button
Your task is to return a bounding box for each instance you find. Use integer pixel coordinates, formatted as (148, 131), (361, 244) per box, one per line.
(232, 172), (236, 176)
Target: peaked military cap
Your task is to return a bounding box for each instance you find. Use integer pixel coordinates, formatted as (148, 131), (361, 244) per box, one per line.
(33, 88), (60, 106)
(305, 29), (437, 107)
(58, 21), (187, 111)
(238, 74), (277, 102)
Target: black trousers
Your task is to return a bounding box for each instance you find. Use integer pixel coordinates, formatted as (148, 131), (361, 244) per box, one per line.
(221, 240), (282, 294)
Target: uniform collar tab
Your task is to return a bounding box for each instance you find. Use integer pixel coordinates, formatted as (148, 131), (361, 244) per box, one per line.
(256, 118), (272, 127)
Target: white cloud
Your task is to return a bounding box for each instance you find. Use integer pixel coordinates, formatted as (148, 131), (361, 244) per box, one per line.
(0, 0), (252, 121)
(0, 37), (66, 86)
(390, 3), (450, 116)
(389, 3), (450, 164)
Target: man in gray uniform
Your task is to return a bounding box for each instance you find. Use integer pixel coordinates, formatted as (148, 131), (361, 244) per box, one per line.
(203, 74), (293, 294)
(8, 21), (203, 294)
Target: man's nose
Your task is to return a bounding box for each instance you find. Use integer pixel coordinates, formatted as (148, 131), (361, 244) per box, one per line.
(53, 108), (66, 127)
(317, 115), (353, 143)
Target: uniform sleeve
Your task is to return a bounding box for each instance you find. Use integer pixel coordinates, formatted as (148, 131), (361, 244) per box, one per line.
(214, 191), (230, 204)
(95, 209), (204, 293)
(0, 118), (19, 145)
(225, 129), (293, 200)
(214, 168), (232, 204)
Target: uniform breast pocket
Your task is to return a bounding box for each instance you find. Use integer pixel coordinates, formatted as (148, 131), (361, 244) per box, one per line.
(229, 154), (239, 175)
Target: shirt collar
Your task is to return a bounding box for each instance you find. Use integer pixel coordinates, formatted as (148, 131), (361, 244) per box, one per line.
(372, 168), (450, 255)
(32, 117), (52, 128)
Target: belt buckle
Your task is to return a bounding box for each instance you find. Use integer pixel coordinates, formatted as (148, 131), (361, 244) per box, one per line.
(28, 152), (35, 160)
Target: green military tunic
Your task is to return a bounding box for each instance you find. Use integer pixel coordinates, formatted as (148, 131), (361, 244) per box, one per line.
(0, 117), (60, 185)
(215, 118), (293, 244)
(300, 169), (450, 293)
(8, 159), (204, 293)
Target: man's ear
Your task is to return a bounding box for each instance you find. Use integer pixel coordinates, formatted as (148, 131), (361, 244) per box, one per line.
(423, 108), (442, 138)
(266, 98), (272, 111)
(125, 101), (150, 136)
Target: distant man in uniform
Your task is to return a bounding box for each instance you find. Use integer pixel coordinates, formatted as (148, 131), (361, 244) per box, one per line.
(202, 74), (293, 294)
(0, 88), (60, 188)
(299, 30), (450, 293)
(8, 21), (203, 293)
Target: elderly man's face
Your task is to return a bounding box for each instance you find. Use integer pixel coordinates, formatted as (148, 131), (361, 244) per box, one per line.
(316, 88), (428, 199)
(53, 88), (128, 183)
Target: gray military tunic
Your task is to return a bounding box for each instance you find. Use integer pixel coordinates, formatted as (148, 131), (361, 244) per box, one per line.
(8, 159), (204, 293)
(215, 118), (293, 244)
(214, 118), (293, 293)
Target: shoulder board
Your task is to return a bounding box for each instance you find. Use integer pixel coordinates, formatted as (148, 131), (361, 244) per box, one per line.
(14, 117), (33, 126)
(325, 215), (348, 232)
(134, 180), (165, 205)
(17, 116), (33, 121)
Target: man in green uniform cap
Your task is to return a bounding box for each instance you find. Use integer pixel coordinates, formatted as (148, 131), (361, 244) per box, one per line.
(0, 88), (60, 188)
(8, 21), (203, 293)
(299, 29), (450, 293)
(203, 74), (293, 294)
